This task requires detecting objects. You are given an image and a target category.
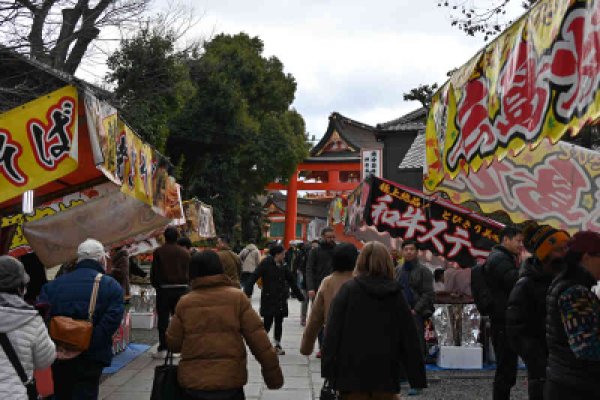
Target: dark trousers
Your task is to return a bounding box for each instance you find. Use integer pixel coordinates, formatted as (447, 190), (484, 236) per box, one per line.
(490, 322), (518, 400)
(413, 314), (425, 357)
(241, 272), (255, 297)
(521, 353), (546, 400)
(52, 357), (104, 400)
(544, 379), (590, 400)
(157, 286), (187, 350)
(263, 315), (284, 342)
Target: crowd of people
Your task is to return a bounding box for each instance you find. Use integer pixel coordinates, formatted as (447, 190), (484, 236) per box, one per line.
(0, 223), (598, 400)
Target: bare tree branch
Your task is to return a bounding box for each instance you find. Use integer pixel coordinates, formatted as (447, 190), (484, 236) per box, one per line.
(0, 0), (150, 73)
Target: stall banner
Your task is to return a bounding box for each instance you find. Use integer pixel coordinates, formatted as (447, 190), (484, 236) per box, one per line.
(1, 183), (116, 258)
(345, 179), (372, 235)
(182, 199), (216, 241)
(365, 177), (503, 267)
(23, 190), (171, 267)
(436, 140), (600, 233)
(425, 0), (600, 191)
(84, 92), (119, 183)
(0, 85), (79, 203)
(328, 197), (347, 226)
(119, 121), (153, 205)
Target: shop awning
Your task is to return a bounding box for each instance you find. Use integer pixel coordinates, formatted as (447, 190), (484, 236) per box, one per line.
(424, 0), (599, 191)
(0, 85), (185, 265)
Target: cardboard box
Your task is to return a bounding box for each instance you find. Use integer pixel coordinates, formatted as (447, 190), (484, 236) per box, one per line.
(437, 345), (482, 369)
(130, 312), (155, 330)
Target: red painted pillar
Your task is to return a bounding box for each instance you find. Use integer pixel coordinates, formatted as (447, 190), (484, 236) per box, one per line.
(283, 171), (298, 248)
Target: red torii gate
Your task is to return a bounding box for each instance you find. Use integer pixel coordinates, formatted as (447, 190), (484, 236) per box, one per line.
(266, 161), (361, 246)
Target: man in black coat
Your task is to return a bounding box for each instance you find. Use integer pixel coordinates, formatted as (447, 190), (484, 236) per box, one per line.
(506, 224), (570, 400)
(248, 245), (304, 355)
(306, 228), (336, 356)
(306, 227), (337, 298)
(484, 226), (524, 400)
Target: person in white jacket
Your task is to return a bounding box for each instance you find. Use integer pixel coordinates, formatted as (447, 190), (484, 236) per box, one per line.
(239, 242), (261, 297)
(0, 256), (56, 399)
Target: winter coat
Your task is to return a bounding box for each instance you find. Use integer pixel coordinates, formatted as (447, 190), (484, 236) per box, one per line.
(218, 248), (242, 286)
(546, 263), (600, 393)
(300, 271), (353, 355)
(506, 257), (553, 370)
(322, 276), (427, 394)
(306, 242), (336, 292)
(0, 293), (55, 400)
(166, 274), (283, 391)
(38, 259), (124, 366)
(150, 242), (191, 288)
(293, 248), (309, 290)
(249, 256), (304, 317)
(239, 244), (261, 274)
(484, 245), (519, 323)
(394, 261), (435, 318)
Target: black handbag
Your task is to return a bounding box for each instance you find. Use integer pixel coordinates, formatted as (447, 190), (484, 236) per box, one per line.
(151, 352), (183, 400)
(320, 379), (340, 400)
(0, 333), (38, 400)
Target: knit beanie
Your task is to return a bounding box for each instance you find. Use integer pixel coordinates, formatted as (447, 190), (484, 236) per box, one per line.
(77, 238), (107, 263)
(523, 224), (570, 262)
(568, 231), (600, 255)
(0, 255), (30, 291)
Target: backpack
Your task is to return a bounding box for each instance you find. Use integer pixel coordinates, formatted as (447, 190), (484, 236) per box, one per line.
(471, 262), (494, 316)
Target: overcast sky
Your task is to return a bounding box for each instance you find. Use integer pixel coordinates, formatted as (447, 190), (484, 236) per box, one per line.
(83, 0), (527, 141)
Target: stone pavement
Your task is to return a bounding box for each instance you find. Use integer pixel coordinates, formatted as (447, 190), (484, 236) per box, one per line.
(99, 290), (529, 400)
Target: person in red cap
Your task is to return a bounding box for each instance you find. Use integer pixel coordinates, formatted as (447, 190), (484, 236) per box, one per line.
(545, 230), (600, 400)
(506, 224), (570, 400)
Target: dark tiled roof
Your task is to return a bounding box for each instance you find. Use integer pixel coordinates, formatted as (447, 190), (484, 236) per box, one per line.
(398, 132), (426, 169)
(266, 193), (329, 218)
(310, 112), (382, 157)
(377, 108), (427, 131)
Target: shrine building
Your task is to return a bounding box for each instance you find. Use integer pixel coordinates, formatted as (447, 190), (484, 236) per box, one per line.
(265, 108), (427, 246)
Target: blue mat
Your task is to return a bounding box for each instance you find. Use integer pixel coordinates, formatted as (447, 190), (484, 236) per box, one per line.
(103, 343), (151, 374)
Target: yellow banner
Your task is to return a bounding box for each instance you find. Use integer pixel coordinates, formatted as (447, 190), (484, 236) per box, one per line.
(119, 120), (153, 205)
(0, 86), (79, 203)
(425, 0), (600, 191)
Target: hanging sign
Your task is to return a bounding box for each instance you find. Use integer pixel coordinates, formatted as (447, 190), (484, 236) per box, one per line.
(0, 85), (79, 203)
(365, 177), (503, 266)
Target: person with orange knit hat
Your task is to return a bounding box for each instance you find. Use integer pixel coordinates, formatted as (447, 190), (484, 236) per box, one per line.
(545, 230), (600, 399)
(506, 223), (570, 400)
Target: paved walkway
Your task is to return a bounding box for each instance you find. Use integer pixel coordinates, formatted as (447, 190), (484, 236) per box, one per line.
(99, 290), (529, 400)
(100, 293), (322, 400)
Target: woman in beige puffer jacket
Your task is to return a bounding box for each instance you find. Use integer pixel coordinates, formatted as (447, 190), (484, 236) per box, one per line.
(300, 243), (358, 356)
(167, 250), (283, 398)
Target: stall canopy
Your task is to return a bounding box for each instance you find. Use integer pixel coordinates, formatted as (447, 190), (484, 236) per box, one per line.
(436, 139), (600, 233)
(425, 0), (599, 191)
(0, 84), (184, 266)
(345, 176), (504, 267)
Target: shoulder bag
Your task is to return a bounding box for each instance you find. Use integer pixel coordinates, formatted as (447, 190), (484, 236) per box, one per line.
(49, 273), (102, 357)
(0, 332), (39, 400)
(151, 351), (183, 399)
